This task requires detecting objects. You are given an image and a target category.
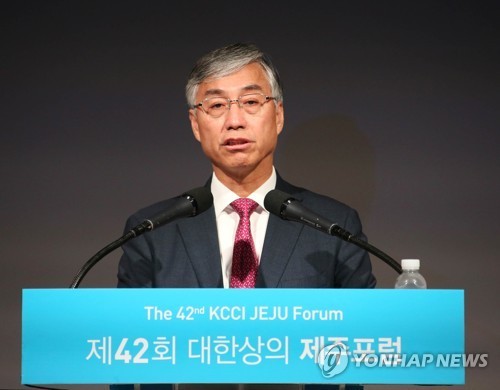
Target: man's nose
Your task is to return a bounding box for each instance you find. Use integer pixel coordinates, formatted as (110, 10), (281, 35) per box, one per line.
(224, 100), (246, 129)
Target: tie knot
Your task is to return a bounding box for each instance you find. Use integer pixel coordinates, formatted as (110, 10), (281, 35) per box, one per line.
(230, 198), (259, 218)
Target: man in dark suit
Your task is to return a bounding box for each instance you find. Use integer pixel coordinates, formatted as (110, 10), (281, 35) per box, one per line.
(117, 42), (374, 389)
(118, 174), (375, 289)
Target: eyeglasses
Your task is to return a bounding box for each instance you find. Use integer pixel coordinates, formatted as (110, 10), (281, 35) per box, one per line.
(193, 93), (276, 118)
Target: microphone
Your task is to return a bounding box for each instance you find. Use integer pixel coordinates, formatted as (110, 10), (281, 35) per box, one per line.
(127, 186), (213, 237)
(69, 187), (213, 288)
(264, 189), (402, 274)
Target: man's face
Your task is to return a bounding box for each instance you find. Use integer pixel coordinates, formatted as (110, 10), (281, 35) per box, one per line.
(189, 63), (284, 181)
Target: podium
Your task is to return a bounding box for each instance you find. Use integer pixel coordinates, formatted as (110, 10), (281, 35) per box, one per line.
(22, 288), (464, 387)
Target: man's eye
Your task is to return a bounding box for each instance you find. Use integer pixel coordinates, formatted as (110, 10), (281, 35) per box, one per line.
(243, 99), (259, 106)
(209, 102), (226, 110)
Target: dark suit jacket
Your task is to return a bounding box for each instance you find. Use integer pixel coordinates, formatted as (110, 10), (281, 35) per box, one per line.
(115, 175), (372, 390)
(118, 175), (376, 289)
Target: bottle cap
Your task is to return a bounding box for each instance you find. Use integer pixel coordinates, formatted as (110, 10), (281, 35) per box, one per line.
(401, 259), (420, 270)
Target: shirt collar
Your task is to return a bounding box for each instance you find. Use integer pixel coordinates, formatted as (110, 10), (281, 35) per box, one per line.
(211, 168), (277, 216)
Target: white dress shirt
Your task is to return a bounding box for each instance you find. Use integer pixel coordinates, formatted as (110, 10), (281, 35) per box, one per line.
(211, 168), (277, 288)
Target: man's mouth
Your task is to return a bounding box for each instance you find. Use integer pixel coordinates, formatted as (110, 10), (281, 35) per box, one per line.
(223, 138), (250, 146)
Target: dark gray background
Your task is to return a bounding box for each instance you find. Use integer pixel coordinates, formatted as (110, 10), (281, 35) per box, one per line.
(2, 1), (498, 389)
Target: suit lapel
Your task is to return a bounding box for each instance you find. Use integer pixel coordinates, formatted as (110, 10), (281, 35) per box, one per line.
(257, 213), (303, 287)
(257, 175), (305, 287)
(177, 206), (223, 288)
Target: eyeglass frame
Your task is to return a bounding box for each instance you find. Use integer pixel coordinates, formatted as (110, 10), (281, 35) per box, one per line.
(192, 92), (276, 118)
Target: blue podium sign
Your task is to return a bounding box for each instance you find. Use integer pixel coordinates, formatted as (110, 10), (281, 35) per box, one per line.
(22, 288), (464, 385)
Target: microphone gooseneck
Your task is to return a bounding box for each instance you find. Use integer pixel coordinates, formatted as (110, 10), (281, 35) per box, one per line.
(264, 189), (402, 274)
(69, 187), (213, 288)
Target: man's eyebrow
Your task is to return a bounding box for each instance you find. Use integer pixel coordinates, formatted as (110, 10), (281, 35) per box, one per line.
(203, 84), (264, 98)
(203, 88), (225, 97)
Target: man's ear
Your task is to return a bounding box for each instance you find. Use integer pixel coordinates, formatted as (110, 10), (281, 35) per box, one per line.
(275, 102), (284, 135)
(189, 109), (201, 142)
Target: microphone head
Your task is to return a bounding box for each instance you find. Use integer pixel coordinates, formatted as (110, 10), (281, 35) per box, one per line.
(182, 187), (213, 216)
(264, 189), (295, 217)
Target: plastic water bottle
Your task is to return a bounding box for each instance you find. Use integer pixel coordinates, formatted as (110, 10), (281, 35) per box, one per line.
(395, 259), (427, 289)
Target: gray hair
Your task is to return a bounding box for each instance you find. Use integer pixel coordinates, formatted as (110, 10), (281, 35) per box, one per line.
(185, 43), (283, 107)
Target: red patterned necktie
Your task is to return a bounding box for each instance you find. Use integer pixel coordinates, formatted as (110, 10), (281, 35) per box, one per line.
(230, 198), (259, 288)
